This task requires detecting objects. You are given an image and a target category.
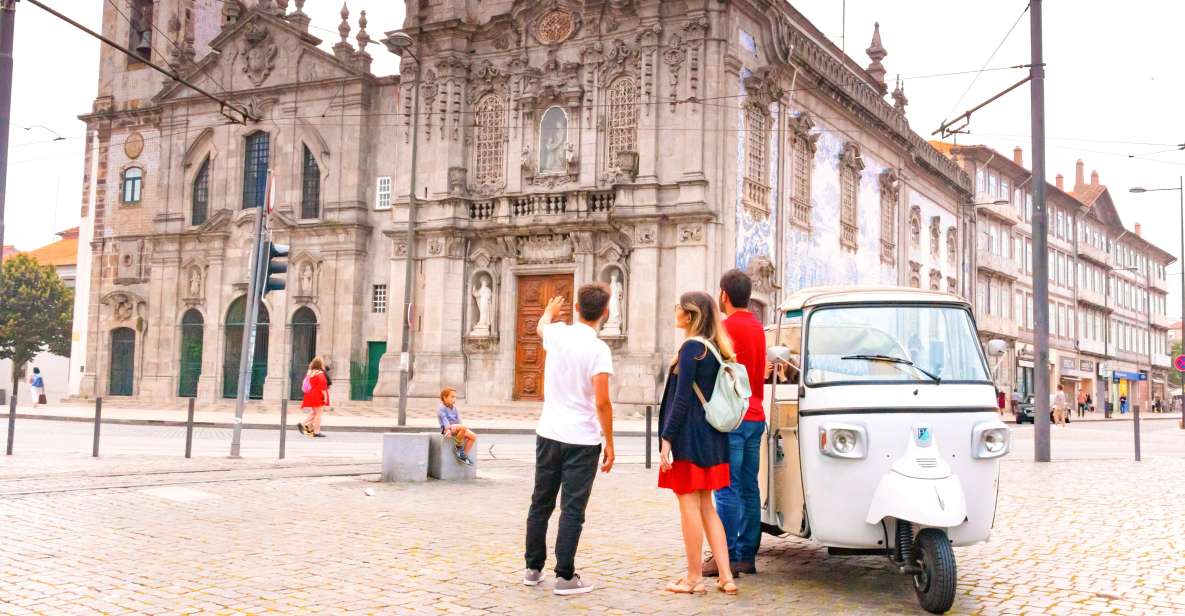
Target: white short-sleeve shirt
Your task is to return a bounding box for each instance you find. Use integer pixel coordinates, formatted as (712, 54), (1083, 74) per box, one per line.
(536, 322), (614, 446)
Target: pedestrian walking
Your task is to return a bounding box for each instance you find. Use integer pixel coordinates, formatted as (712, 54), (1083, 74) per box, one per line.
(1052, 384), (1069, 426)
(1010, 389), (1021, 418)
(706, 270), (765, 579)
(1077, 389), (1087, 419)
(28, 367), (46, 407)
(523, 286), (615, 596)
(658, 291), (739, 596)
(1086, 393), (1094, 413)
(438, 387), (477, 465)
(298, 357), (329, 438)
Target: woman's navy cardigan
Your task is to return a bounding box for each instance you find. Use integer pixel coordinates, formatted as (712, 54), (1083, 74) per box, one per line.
(658, 339), (730, 469)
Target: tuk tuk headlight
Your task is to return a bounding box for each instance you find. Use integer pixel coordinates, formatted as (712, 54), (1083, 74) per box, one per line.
(972, 422), (1011, 459)
(819, 424), (868, 459)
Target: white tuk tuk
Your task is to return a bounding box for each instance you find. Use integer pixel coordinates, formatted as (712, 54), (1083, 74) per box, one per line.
(759, 287), (1010, 614)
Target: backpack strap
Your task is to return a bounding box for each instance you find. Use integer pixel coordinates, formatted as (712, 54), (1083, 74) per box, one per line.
(684, 336), (720, 406)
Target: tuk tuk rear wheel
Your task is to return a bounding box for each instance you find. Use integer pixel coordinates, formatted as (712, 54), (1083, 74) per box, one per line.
(911, 528), (956, 614)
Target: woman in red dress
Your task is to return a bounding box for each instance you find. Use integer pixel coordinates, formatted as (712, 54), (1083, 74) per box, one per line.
(299, 357), (329, 438)
(658, 291), (738, 595)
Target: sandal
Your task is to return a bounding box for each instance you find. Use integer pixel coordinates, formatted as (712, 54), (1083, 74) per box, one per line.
(716, 579), (738, 595)
(665, 577), (706, 594)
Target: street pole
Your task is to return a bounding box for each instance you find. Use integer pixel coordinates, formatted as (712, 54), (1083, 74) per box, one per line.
(0, 0), (16, 254)
(230, 209), (266, 458)
(1179, 175), (1184, 429)
(1029, 0), (1051, 462)
(396, 50), (421, 427)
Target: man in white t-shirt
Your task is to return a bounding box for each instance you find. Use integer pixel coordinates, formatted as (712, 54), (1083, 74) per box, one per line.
(523, 284), (615, 596)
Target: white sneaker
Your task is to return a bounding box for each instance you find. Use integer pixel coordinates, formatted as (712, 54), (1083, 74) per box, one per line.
(554, 573), (594, 595)
(523, 569), (543, 586)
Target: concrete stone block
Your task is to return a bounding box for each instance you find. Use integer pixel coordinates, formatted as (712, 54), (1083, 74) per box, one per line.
(381, 433), (430, 482)
(428, 434), (477, 481)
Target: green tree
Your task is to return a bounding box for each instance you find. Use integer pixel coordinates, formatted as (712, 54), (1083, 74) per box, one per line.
(0, 254), (73, 403)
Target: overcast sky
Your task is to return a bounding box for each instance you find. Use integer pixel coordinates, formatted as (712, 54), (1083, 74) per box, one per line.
(5, 1), (1184, 317)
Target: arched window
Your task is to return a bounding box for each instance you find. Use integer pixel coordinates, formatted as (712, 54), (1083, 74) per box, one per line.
(473, 94), (506, 189)
(121, 167), (143, 204)
(839, 143), (864, 251)
(607, 77), (638, 159)
(192, 157), (210, 225)
(242, 132), (269, 209)
(289, 306), (318, 400)
(178, 309), (204, 397)
(223, 296), (269, 399)
(300, 145), (320, 219)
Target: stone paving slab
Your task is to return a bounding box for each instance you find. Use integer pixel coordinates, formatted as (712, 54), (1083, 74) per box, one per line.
(0, 455), (1182, 614)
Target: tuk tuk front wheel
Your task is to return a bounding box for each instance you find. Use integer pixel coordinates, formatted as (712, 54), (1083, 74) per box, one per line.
(911, 528), (957, 614)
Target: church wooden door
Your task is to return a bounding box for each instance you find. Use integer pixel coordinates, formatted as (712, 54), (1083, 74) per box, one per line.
(514, 274), (573, 401)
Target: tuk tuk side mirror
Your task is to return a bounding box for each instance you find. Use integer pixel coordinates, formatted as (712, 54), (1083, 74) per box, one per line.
(986, 339), (1007, 357)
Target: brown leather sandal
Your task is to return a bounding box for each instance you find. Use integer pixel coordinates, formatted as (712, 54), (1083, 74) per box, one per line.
(666, 577), (707, 594)
(716, 579), (739, 595)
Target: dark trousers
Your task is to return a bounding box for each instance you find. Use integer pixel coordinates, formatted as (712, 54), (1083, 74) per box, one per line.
(524, 435), (601, 580)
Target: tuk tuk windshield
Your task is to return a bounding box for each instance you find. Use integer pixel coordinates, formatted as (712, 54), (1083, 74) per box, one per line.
(804, 304), (990, 386)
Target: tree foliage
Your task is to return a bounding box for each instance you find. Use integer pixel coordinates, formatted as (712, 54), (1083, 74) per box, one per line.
(0, 254), (74, 389)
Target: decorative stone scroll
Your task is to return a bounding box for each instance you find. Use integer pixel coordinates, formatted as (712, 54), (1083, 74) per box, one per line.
(516, 234), (574, 264)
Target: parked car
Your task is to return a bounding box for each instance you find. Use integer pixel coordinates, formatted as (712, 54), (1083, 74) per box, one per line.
(1013, 395), (1071, 424)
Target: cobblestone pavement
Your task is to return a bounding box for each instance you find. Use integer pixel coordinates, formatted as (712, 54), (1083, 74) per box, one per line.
(1, 450), (1183, 616)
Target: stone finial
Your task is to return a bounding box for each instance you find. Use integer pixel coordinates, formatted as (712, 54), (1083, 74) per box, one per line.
(865, 22), (888, 95)
(333, 3), (355, 60)
(339, 3), (351, 45)
(276, 0), (289, 12)
(891, 75), (908, 113)
(287, 0), (310, 32)
(356, 10), (370, 52)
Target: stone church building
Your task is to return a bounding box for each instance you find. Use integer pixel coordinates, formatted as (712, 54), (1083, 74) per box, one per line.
(76, 0), (971, 409)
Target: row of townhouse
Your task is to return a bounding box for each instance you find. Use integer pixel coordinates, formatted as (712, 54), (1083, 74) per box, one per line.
(944, 143), (1175, 412)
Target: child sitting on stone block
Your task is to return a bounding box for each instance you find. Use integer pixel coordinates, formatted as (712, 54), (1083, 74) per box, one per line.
(438, 387), (476, 466)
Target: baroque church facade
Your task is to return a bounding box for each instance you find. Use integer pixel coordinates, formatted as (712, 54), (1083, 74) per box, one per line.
(76, 0), (971, 409)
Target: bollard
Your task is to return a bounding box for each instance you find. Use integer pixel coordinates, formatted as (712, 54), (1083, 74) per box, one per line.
(184, 398), (195, 459)
(92, 397), (103, 458)
(645, 405), (652, 470)
(1133, 401), (1142, 462)
(278, 398), (288, 460)
(5, 389), (15, 456)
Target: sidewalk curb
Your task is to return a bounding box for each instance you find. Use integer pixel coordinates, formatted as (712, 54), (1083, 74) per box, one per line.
(11, 413), (651, 437)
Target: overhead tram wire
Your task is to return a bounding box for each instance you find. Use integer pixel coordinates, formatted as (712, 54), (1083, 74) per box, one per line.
(937, 2), (1031, 133)
(24, 0), (254, 124)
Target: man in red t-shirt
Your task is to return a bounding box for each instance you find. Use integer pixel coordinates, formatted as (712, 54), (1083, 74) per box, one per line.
(704, 269), (767, 577)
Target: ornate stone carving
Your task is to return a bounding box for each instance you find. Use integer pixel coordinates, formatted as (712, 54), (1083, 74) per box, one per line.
(124, 132), (144, 159)
(743, 66), (784, 111)
(516, 234), (574, 264)
(571, 232), (594, 254)
(677, 223), (704, 245)
(448, 167), (467, 196)
(747, 256), (777, 295)
(114, 295), (135, 322)
(394, 241), (408, 257)
(930, 216), (941, 256)
(428, 238), (444, 256)
(533, 6), (581, 45)
(240, 23), (278, 87)
(663, 35), (687, 111)
(634, 224), (658, 246)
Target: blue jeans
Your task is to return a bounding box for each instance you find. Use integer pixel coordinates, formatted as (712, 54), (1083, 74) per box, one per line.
(715, 419), (765, 564)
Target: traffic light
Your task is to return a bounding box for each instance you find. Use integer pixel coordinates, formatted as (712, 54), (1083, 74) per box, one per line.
(262, 241), (289, 295)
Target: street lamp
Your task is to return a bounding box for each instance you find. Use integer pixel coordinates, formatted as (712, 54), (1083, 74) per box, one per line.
(963, 199), (1011, 207)
(1129, 176), (1184, 428)
(383, 30), (420, 427)
(1103, 262), (1138, 419)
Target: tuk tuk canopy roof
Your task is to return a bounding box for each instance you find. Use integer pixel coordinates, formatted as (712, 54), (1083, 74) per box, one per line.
(778, 286), (971, 313)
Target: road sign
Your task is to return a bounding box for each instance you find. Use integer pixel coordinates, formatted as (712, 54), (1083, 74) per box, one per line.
(1112, 371), (1148, 383)
(1175, 355), (1185, 372)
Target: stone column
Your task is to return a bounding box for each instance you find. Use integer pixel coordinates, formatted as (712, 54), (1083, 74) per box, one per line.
(373, 232), (408, 399)
(408, 234), (466, 398)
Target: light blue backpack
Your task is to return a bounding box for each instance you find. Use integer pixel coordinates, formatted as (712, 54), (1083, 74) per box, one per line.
(686, 336), (751, 433)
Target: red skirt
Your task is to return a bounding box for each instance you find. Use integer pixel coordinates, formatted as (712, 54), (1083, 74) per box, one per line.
(658, 461), (730, 494)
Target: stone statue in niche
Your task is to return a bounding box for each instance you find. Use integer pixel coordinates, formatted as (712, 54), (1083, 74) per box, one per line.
(602, 270), (624, 336)
(470, 276), (494, 337)
(300, 263), (314, 296)
(539, 107), (567, 174)
(187, 268), (201, 298)
(114, 296), (134, 322)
